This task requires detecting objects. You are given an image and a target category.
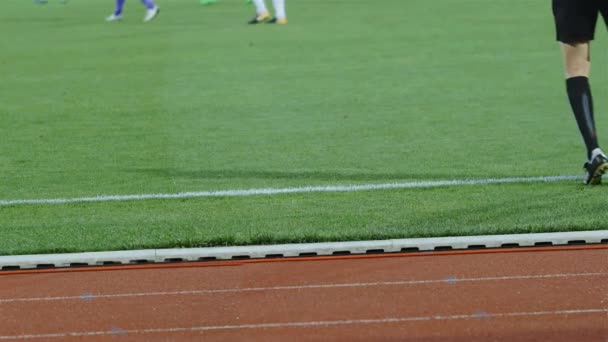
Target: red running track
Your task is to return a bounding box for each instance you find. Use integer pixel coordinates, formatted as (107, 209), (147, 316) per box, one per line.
(0, 245), (607, 341)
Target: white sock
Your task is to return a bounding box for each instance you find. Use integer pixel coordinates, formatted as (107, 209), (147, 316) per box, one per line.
(591, 148), (605, 160)
(272, 0), (286, 19)
(252, 0), (268, 15)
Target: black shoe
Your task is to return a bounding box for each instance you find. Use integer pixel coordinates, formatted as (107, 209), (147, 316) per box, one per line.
(583, 152), (608, 185)
(266, 17), (288, 24)
(248, 12), (271, 24)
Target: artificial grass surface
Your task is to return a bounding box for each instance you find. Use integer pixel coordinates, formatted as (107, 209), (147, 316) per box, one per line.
(1, 0), (607, 255)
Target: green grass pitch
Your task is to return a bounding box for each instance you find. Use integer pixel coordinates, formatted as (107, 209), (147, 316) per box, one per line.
(1, 0), (607, 255)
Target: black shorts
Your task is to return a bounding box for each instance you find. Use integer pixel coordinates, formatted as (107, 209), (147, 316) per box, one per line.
(552, 0), (608, 43)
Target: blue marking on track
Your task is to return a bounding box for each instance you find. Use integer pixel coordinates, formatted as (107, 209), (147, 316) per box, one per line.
(472, 311), (492, 320)
(79, 293), (95, 301)
(445, 276), (458, 284)
(110, 327), (127, 336)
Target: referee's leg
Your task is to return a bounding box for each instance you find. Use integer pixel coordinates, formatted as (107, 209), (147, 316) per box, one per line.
(553, 0), (608, 184)
(559, 42), (589, 79)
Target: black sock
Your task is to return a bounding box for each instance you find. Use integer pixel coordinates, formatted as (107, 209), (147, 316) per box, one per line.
(566, 76), (598, 159)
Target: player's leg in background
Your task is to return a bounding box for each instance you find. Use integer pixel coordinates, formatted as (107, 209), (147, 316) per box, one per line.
(252, 0), (268, 15)
(141, 0), (159, 22)
(106, 0), (126, 21)
(268, 0), (287, 24)
(248, 0), (271, 24)
(140, 0), (156, 10)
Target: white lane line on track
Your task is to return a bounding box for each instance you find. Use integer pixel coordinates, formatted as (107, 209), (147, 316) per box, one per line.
(1, 272), (605, 304)
(1, 308), (607, 340)
(0, 175), (579, 206)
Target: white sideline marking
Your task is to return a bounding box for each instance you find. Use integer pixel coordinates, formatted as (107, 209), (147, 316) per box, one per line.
(0, 175), (579, 206)
(0, 272), (604, 304)
(1, 308), (606, 340)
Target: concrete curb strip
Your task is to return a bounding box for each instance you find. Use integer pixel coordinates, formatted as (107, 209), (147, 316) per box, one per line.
(1, 230), (607, 270)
